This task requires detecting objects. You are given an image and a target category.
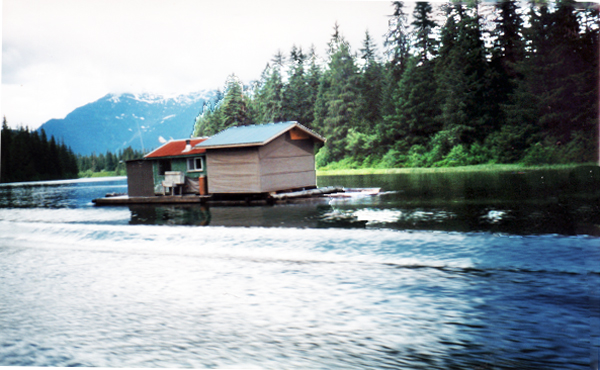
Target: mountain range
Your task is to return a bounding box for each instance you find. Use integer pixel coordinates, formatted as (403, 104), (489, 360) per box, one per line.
(38, 91), (216, 155)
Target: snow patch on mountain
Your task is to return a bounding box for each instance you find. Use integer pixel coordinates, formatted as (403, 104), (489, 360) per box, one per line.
(38, 89), (217, 155)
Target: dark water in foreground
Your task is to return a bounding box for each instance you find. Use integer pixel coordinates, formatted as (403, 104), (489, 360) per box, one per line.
(0, 168), (598, 369)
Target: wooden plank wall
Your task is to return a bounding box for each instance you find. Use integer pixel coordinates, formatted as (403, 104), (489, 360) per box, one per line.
(126, 160), (155, 197)
(205, 147), (261, 193)
(258, 133), (316, 192)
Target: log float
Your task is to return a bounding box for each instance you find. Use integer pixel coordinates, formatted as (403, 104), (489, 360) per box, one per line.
(268, 186), (344, 200)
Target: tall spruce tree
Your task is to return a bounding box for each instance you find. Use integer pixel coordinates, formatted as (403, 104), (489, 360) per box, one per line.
(379, 1), (411, 121)
(283, 45), (312, 125)
(384, 1), (411, 82)
(434, 2), (491, 150)
(253, 51), (286, 124)
(313, 24), (359, 163)
(1, 117), (12, 182)
(356, 30), (384, 134)
(304, 45), (322, 131)
(484, 0), (526, 148)
(390, 2), (440, 151)
(412, 1), (438, 62)
(220, 74), (251, 128)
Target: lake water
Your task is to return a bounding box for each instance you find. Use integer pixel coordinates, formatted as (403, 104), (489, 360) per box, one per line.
(0, 168), (598, 369)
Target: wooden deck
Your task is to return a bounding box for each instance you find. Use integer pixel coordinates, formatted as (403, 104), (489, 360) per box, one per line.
(92, 187), (344, 206)
(93, 195), (209, 205)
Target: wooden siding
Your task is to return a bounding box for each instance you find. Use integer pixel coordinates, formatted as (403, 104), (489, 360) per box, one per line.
(260, 171), (316, 192)
(205, 132), (317, 194)
(205, 147), (261, 193)
(258, 132), (313, 159)
(126, 160), (155, 197)
(258, 133), (316, 192)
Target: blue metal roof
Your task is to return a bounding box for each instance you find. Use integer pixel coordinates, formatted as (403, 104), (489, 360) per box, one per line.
(194, 122), (324, 149)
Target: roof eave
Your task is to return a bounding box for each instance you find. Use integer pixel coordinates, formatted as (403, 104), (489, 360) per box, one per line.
(290, 122), (326, 143)
(145, 152), (206, 159)
(195, 142), (263, 150)
(195, 122), (325, 150)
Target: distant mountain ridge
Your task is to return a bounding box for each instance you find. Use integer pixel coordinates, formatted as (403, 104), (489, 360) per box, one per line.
(38, 91), (216, 155)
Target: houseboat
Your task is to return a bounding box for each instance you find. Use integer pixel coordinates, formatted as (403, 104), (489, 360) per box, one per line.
(94, 122), (344, 205)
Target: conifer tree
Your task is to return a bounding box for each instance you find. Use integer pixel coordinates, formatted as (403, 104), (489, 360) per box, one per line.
(220, 74), (251, 128)
(434, 2), (491, 149)
(483, 0), (526, 159)
(304, 45), (322, 131)
(314, 24), (359, 163)
(412, 1), (438, 62)
(1, 117), (12, 182)
(283, 45), (312, 125)
(384, 1), (411, 82)
(253, 52), (286, 124)
(193, 90), (224, 137)
(389, 2), (440, 152)
(356, 30), (384, 134)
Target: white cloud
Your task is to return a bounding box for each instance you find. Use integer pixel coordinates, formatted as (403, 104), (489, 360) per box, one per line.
(2, 0), (393, 129)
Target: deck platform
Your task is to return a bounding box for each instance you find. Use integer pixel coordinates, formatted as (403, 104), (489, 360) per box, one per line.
(92, 187), (344, 206)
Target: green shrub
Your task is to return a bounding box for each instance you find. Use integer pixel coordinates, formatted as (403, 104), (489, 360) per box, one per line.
(315, 146), (331, 168)
(468, 142), (493, 165)
(486, 124), (537, 164)
(361, 154), (380, 169)
(378, 149), (403, 169)
(405, 145), (427, 167)
(426, 129), (460, 166)
(561, 130), (597, 163)
(520, 141), (560, 165)
(434, 144), (470, 167)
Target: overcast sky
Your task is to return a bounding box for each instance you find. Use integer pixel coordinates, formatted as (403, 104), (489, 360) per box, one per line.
(2, 0), (397, 129)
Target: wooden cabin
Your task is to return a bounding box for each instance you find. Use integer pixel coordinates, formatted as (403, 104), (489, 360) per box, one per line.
(195, 122), (325, 194)
(126, 138), (208, 197)
(125, 122), (325, 197)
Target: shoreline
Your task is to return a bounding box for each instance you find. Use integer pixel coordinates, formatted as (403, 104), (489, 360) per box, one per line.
(30, 163), (596, 181)
(316, 163), (598, 176)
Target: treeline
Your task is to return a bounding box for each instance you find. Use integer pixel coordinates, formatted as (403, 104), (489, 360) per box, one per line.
(193, 0), (598, 168)
(1, 117), (79, 183)
(77, 147), (145, 177)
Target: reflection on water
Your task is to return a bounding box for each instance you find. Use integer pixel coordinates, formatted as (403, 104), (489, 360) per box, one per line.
(0, 168), (598, 235)
(129, 204), (212, 226)
(122, 166), (600, 235)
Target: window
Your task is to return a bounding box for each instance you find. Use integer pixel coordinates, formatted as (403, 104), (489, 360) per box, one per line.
(158, 160), (171, 175)
(187, 157), (203, 172)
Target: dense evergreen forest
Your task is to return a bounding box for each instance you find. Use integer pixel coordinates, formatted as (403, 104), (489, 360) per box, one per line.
(193, 0), (599, 168)
(1, 117), (144, 181)
(76, 147), (145, 177)
(1, 117), (79, 183)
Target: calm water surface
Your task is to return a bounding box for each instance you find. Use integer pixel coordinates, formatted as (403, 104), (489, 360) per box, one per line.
(0, 168), (598, 369)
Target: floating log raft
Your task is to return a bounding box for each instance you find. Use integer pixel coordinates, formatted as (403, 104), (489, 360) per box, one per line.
(268, 186), (344, 200)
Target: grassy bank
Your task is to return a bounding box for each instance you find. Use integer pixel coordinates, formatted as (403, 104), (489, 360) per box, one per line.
(316, 163), (598, 176)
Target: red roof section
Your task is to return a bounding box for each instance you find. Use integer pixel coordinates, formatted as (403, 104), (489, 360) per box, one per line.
(145, 138), (208, 158)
